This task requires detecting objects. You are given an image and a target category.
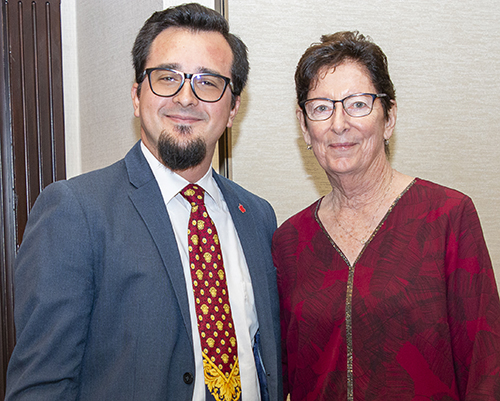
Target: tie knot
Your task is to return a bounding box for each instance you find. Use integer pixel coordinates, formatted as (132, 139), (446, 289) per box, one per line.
(181, 184), (205, 206)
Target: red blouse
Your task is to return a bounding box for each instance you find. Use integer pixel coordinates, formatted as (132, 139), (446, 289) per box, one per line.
(273, 179), (500, 400)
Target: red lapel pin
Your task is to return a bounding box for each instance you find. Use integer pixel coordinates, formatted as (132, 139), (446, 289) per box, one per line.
(238, 204), (246, 213)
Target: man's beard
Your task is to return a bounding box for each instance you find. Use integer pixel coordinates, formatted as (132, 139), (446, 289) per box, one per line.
(157, 125), (207, 171)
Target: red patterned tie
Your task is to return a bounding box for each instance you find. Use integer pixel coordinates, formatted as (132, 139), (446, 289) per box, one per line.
(181, 184), (241, 401)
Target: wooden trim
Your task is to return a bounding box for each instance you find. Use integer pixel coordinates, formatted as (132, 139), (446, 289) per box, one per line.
(0, 2), (16, 398)
(214, 0), (232, 179)
(0, 1), (66, 396)
(9, 0), (66, 244)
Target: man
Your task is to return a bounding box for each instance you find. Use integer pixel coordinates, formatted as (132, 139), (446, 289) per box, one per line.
(5, 4), (282, 400)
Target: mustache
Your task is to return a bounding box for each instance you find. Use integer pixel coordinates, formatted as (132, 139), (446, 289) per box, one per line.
(163, 107), (205, 121)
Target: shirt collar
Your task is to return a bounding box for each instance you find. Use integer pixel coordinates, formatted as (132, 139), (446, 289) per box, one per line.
(140, 141), (223, 208)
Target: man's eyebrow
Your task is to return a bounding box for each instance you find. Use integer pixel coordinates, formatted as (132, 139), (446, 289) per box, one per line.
(150, 64), (225, 76)
(197, 67), (224, 75)
(152, 63), (179, 70)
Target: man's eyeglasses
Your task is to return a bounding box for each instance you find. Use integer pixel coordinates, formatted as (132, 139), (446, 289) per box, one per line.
(142, 68), (233, 103)
(300, 93), (387, 120)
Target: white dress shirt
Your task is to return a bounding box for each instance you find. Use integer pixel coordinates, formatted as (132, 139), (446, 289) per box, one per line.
(141, 143), (261, 401)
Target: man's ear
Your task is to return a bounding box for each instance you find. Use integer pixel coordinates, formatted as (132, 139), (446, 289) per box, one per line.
(131, 83), (141, 118)
(226, 96), (241, 128)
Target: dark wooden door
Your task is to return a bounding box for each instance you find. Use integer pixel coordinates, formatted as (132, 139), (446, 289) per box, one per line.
(0, 1), (66, 398)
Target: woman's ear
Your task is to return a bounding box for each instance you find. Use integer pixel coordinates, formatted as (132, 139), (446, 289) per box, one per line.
(384, 100), (397, 141)
(297, 108), (312, 146)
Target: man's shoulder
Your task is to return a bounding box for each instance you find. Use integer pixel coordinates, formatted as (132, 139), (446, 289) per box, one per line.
(56, 142), (149, 193)
(214, 172), (276, 230)
(68, 158), (126, 186)
(33, 143), (152, 215)
(214, 172), (270, 206)
(41, 159), (128, 209)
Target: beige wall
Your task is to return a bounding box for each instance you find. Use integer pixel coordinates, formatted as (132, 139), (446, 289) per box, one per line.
(66, 0), (164, 175)
(62, 1), (500, 283)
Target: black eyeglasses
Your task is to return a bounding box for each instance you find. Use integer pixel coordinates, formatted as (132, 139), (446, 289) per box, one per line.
(300, 93), (387, 120)
(141, 68), (233, 103)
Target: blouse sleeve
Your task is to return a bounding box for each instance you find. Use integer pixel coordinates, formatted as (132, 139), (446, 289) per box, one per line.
(445, 196), (500, 399)
(272, 221), (294, 400)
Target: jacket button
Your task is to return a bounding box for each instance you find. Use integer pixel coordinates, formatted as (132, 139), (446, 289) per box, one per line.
(183, 372), (194, 384)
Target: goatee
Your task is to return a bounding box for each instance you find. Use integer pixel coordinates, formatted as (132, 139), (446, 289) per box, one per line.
(157, 126), (207, 171)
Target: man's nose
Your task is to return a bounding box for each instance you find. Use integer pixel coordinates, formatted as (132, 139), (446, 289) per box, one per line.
(172, 79), (199, 106)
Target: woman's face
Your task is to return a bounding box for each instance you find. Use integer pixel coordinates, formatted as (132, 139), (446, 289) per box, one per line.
(297, 61), (396, 178)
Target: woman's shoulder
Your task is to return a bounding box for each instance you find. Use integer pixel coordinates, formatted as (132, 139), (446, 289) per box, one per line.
(402, 178), (478, 221)
(273, 199), (323, 243)
(272, 200), (327, 269)
(410, 178), (472, 203)
(279, 199), (321, 228)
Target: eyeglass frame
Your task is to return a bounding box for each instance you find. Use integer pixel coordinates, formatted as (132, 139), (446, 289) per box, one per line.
(141, 67), (234, 103)
(299, 93), (388, 120)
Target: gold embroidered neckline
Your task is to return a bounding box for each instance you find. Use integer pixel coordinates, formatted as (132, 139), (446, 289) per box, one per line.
(314, 178), (416, 400)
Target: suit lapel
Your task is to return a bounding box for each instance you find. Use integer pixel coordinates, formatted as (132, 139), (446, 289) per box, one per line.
(123, 147), (274, 355)
(213, 173), (272, 325)
(125, 142), (193, 344)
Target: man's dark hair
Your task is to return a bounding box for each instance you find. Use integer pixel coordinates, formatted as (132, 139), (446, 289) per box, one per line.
(132, 3), (249, 105)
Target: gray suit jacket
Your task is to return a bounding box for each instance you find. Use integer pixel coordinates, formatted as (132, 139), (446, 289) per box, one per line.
(5, 142), (282, 401)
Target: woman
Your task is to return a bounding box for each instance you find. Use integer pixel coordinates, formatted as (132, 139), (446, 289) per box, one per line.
(273, 31), (500, 400)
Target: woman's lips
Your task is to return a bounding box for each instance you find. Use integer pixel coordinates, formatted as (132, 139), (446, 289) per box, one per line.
(330, 142), (356, 149)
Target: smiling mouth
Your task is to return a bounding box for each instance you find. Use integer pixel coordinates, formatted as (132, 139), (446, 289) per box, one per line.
(167, 114), (202, 124)
(331, 142), (356, 149)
